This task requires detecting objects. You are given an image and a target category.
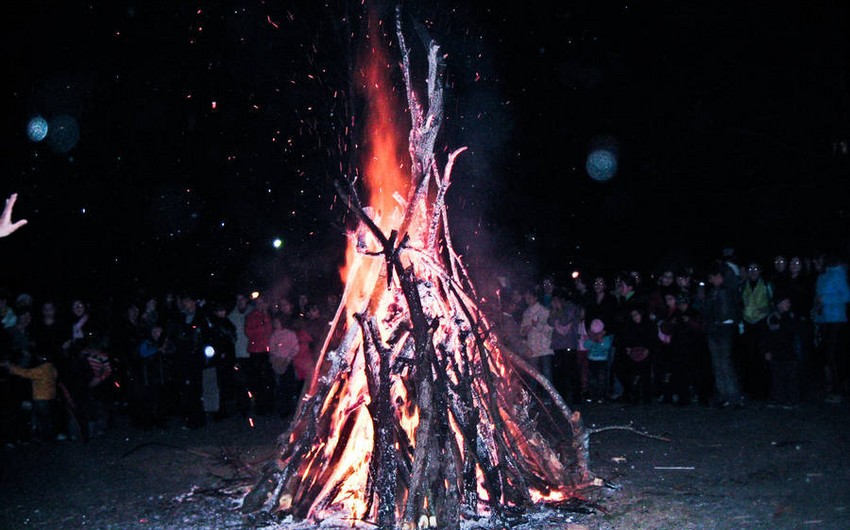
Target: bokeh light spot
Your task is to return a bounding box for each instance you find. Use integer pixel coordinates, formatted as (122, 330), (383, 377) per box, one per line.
(27, 116), (49, 142)
(46, 115), (80, 154)
(586, 149), (618, 181)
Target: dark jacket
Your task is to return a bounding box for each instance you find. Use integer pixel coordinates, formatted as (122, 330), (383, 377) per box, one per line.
(760, 311), (800, 362)
(704, 265), (741, 329)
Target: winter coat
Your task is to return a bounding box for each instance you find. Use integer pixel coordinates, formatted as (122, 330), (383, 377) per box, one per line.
(227, 306), (253, 360)
(269, 328), (299, 375)
(550, 301), (581, 351)
(9, 361), (58, 400)
(584, 334), (614, 362)
(761, 311), (801, 362)
(815, 265), (850, 323)
(244, 310), (272, 354)
(703, 266), (741, 329)
(742, 279), (772, 324)
(521, 302), (554, 357)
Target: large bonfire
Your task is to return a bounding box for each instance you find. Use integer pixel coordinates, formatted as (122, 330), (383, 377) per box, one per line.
(242, 7), (599, 529)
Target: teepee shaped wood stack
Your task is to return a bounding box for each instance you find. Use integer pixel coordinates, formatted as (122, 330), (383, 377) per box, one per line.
(242, 8), (597, 530)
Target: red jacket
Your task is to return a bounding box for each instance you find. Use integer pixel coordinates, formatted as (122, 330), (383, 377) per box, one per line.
(244, 310), (272, 353)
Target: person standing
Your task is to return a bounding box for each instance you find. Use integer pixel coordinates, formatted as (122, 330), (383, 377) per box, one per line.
(32, 300), (65, 364)
(205, 302), (236, 419)
(268, 314), (300, 420)
(584, 276), (617, 334)
(228, 293), (253, 417)
(761, 295), (802, 406)
(63, 299), (96, 357)
(813, 254), (850, 403)
(616, 305), (657, 404)
(520, 287), (554, 382)
(292, 302), (327, 388)
(583, 319), (614, 402)
(740, 260), (773, 399)
(169, 293), (208, 429)
(244, 294), (273, 415)
(703, 261), (744, 408)
(133, 324), (174, 428)
(549, 295), (582, 403)
(786, 255), (816, 398)
(2, 352), (57, 443)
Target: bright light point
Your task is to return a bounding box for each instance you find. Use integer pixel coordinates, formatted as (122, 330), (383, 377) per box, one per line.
(251, 291), (260, 299)
(204, 345), (215, 358)
(211, 101), (217, 110)
(571, 271), (580, 279)
(27, 116), (49, 142)
(272, 238), (283, 249)
(248, 418), (255, 428)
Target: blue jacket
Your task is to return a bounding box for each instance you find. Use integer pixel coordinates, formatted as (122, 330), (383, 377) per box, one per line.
(584, 334), (614, 362)
(815, 265), (850, 323)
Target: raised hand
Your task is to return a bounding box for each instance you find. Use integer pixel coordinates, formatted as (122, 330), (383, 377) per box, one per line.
(0, 193), (28, 238)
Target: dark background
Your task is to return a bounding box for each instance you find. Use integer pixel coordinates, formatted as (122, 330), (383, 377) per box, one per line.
(2, 1), (848, 304)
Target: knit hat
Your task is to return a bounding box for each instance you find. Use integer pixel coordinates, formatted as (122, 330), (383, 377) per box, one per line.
(589, 319), (605, 334)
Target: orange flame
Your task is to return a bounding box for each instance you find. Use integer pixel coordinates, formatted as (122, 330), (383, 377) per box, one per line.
(340, 15), (409, 289)
(361, 19), (409, 232)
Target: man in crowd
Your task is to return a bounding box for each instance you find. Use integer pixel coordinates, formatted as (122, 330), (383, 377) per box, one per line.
(704, 261), (744, 409)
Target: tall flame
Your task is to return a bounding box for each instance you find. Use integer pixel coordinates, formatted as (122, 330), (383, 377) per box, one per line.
(340, 15), (410, 314)
(361, 20), (409, 232)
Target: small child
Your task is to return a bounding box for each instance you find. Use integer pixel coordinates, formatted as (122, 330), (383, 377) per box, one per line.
(761, 296), (801, 406)
(134, 324), (173, 428)
(82, 341), (113, 438)
(576, 309), (590, 401)
(2, 352), (58, 442)
(584, 319), (614, 401)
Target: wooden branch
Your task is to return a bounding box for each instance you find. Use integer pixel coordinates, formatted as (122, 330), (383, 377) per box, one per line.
(588, 425), (672, 443)
(426, 147), (467, 251)
(373, 324), (399, 529)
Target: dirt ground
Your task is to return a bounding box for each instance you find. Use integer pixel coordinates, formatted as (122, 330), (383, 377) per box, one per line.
(2, 398), (848, 530)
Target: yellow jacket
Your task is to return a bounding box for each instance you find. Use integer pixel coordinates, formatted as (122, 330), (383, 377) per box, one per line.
(9, 362), (58, 401)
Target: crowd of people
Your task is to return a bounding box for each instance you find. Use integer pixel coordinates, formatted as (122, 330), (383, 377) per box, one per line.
(499, 249), (850, 411)
(0, 286), (337, 447)
(2, 184), (849, 450)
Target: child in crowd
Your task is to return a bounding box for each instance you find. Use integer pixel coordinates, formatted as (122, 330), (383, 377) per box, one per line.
(761, 295), (802, 406)
(576, 308), (590, 401)
(82, 338), (113, 438)
(584, 319), (614, 402)
(2, 351), (58, 442)
(133, 324), (174, 428)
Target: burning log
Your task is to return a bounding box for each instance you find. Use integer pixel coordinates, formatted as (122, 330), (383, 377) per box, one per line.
(242, 7), (599, 528)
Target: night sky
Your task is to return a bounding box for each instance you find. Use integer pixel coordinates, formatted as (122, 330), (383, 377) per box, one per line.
(2, 1), (849, 304)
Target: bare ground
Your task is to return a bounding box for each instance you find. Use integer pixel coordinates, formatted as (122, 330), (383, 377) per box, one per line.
(1, 399), (848, 530)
